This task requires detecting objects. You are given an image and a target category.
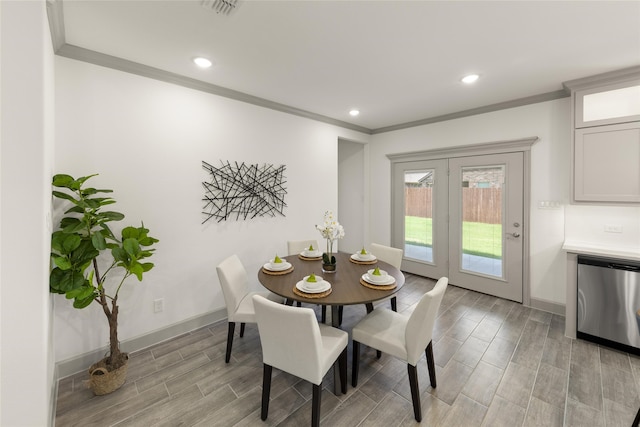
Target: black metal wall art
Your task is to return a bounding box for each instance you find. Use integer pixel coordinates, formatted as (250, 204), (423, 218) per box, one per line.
(202, 160), (287, 223)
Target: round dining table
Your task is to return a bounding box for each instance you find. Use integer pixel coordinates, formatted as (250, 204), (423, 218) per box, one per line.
(257, 250), (405, 394)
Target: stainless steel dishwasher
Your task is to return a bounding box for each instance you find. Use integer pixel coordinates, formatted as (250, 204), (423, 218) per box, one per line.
(577, 255), (640, 354)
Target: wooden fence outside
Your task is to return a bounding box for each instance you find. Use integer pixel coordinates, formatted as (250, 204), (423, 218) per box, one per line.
(405, 187), (502, 224)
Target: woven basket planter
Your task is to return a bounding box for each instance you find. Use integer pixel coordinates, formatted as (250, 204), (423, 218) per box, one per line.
(87, 355), (129, 396)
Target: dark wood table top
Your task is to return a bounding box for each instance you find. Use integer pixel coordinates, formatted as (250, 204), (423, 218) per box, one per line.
(257, 251), (405, 306)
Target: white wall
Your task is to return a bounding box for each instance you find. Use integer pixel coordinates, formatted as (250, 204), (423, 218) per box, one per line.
(53, 57), (370, 363)
(369, 99), (573, 305)
(0, 1), (55, 425)
(338, 139), (368, 253)
(565, 204), (640, 252)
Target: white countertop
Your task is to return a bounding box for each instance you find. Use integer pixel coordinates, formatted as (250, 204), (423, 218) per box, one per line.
(563, 240), (640, 261)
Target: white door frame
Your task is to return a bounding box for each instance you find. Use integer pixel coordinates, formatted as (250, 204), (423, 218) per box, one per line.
(388, 137), (538, 306)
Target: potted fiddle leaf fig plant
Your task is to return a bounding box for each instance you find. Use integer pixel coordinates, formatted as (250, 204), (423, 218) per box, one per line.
(49, 173), (159, 395)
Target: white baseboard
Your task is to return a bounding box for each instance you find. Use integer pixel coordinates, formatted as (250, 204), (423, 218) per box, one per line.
(529, 297), (565, 316)
(55, 308), (227, 379)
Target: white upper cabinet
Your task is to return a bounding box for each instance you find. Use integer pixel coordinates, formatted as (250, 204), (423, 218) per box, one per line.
(565, 68), (640, 204)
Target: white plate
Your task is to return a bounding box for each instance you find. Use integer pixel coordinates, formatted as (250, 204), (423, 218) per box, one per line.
(301, 250), (322, 258)
(362, 273), (395, 286)
(263, 261), (291, 271)
(351, 253), (376, 262)
(296, 280), (331, 294)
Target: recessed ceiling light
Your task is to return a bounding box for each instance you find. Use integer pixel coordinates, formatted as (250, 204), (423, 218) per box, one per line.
(193, 57), (213, 68)
(349, 109), (360, 117)
(461, 74), (480, 84)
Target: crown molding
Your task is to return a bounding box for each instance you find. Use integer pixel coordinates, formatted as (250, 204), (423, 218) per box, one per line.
(372, 90), (569, 134)
(562, 65), (640, 92)
(46, 0), (65, 51)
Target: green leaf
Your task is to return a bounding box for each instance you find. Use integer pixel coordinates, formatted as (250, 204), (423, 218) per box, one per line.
(139, 236), (159, 246)
(138, 250), (155, 260)
(111, 246), (128, 263)
(100, 223), (117, 241)
(73, 294), (95, 309)
(50, 268), (85, 293)
(99, 211), (125, 222)
(65, 284), (95, 300)
(123, 238), (141, 257)
(91, 232), (107, 250)
(74, 174), (99, 187)
(141, 262), (154, 272)
(121, 226), (140, 240)
(87, 197), (115, 206)
(52, 190), (78, 203)
(61, 234), (82, 254)
(69, 239), (99, 266)
(51, 231), (67, 253)
(61, 217), (87, 234)
(53, 256), (72, 270)
(84, 198), (101, 209)
(64, 205), (85, 215)
(52, 174), (75, 188)
(130, 262), (144, 281)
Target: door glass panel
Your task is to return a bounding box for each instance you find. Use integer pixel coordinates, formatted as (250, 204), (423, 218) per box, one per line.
(460, 166), (504, 278)
(404, 170), (434, 262)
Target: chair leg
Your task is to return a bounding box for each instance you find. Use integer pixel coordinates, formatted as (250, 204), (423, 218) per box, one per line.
(338, 305), (343, 325)
(426, 340), (437, 388)
(390, 296), (397, 311)
(312, 382), (322, 427)
(296, 301), (302, 307)
(225, 322), (235, 363)
(352, 340), (360, 387)
(239, 322), (246, 337)
(338, 347), (347, 394)
(261, 364), (272, 421)
(407, 363), (422, 422)
(632, 405), (640, 427)
(321, 305), (326, 323)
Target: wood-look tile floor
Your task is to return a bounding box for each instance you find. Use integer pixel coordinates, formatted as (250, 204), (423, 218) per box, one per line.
(55, 273), (640, 426)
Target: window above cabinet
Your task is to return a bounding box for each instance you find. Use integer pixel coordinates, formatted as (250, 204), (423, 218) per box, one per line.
(575, 80), (640, 128)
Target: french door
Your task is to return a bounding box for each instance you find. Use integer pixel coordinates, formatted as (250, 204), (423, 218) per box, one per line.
(392, 159), (449, 280)
(392, 152), (525, 302)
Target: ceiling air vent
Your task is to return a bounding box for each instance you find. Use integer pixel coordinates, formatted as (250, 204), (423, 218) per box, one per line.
(201, 0), (239, 16)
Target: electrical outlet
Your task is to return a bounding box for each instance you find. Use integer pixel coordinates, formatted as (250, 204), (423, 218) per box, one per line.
(153, 298), (164, 313)
(604, 224), (623, 233)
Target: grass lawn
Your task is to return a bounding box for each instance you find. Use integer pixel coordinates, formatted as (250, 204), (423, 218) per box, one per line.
(405, 216), (502, 259)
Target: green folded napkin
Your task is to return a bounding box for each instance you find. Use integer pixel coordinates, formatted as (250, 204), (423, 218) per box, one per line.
(274, 255), (282, 263)
(307, 273), (317, 282)
(360, 247), (367, 255)
(308, 245), (314, 251)
(372, 267), (381, 276)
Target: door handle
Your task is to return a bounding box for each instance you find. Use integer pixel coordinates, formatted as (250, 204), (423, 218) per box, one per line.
(511, 232), (521, 238)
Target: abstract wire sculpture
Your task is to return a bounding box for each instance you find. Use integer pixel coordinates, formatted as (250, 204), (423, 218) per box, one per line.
(202, 160), (287, 223)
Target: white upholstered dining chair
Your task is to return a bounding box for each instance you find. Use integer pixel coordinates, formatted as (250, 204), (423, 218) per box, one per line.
(216, 254), (284, 363)
(287, 239), (320, 255)
(351, 276), (448, 422)
(253, 295), (348, 427)
(369, 243), (404, 311)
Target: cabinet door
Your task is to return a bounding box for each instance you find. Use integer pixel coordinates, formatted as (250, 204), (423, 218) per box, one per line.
(574, 121), (640, 202)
